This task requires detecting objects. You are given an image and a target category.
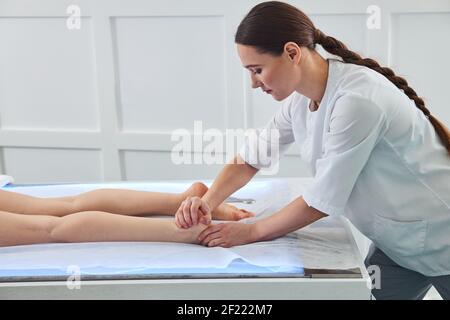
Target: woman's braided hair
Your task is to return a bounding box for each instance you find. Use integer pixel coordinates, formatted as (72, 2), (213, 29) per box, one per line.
(235, 1), (450, 155)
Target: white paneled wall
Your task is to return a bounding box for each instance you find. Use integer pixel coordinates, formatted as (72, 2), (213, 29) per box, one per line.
(390, 12), (450, 123)
(113, 16), (227, 132)
(0, 0), (449, 183)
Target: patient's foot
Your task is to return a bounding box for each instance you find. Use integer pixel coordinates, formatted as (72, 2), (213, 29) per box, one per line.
(176, 221), (208, 244)
(211, 203), (255, 221)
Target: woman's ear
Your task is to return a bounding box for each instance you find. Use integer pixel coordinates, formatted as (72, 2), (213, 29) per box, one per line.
(284, 42), (302, 64)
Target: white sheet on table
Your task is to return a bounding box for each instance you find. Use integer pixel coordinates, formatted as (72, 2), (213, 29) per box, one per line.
(0, 237), (304, 273)
(291, 217), (361, 270)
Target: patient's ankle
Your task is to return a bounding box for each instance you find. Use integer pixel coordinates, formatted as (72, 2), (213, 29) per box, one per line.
(182, 182), (208, 199)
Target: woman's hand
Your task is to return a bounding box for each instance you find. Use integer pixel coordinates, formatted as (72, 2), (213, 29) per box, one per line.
(197, 222), (258, 247)
(175, 196), (212, 228)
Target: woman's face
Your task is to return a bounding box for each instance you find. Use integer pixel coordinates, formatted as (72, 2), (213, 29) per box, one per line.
(236, 43), (300, 101)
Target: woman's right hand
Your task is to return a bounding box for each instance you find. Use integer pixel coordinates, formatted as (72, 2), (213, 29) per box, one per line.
(175, 196), (212, 228)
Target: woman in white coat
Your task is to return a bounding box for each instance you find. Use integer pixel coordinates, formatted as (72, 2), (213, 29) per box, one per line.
(175, 1), (450, 299)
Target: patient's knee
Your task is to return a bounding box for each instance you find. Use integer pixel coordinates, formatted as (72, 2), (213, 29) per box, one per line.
(50, 211), (96, 243)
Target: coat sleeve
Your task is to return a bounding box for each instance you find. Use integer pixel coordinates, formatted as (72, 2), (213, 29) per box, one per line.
(302, 94), (387, 216)
(239, 94), (296, 170)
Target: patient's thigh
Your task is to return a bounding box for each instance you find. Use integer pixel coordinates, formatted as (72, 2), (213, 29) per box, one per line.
(0, 210), (59, 246)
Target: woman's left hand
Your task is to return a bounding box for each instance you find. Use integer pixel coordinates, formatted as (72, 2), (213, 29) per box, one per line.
(197, 222), (257, 247)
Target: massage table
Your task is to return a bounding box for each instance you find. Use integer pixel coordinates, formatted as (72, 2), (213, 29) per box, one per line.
(0, 178), (371, 299)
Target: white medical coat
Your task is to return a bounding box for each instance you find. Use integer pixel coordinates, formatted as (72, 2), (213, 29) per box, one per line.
(240, 58), (450, 276)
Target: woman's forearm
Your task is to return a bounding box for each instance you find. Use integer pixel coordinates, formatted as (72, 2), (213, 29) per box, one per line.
(252, 196), (328, 242)
(202, 155), (259, 210)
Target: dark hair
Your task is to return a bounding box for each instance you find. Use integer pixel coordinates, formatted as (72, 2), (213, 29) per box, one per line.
(235, 1), (450, 155)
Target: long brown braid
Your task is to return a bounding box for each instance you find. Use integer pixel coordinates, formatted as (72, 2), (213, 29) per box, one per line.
(235, 1), (450, 155)
(314, 29), (450, 155)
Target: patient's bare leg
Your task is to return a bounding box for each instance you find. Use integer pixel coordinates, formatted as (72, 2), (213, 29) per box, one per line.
(0, 182), (208, 217)
(69, 182), (210, 216)
(0, 210), (207, 247)
(0, 182), (254, 221)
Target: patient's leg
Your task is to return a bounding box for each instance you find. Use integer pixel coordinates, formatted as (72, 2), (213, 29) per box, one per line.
(0, 210), (207, 247)
(0, 182), (208, 217)
(0, 210), (58, 246)
(0, 182), (254, 221)
(68, 182), (210, 216)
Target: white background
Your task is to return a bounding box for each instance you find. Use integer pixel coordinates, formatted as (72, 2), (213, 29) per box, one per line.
(0, 0), (449, 184)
